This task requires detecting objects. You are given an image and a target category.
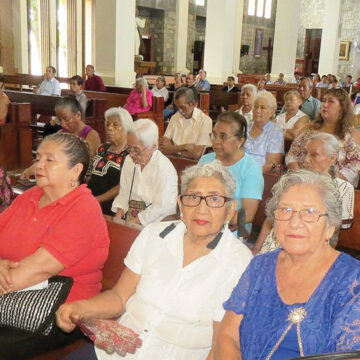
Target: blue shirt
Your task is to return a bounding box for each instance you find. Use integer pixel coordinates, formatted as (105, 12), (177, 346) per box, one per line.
(37, 77), (61, 96)
(199, 152), (264, 234)
(244, 121), (284, 167)
(195, 79), (211, 91)
(224, 250), (360, 359)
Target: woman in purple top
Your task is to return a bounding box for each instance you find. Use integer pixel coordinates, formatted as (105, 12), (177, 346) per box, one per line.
(124, 78), (153, 115)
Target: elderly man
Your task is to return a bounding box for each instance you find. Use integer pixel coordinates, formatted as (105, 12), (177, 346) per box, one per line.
(159, 87), (212, 160)
(36, 66), (61, 96)
(84, 65), (106, 92)
(195, 69), (210, 91)
(280, 77), (321, 121)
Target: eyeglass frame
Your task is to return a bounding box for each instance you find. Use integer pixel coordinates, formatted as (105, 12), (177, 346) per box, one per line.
(274, 207), (328, 223)
(125, 145), (149, 155)
(180, 194), (232, 208)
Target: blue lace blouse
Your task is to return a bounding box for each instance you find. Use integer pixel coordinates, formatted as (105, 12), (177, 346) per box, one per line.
(223, 249), (360, 359)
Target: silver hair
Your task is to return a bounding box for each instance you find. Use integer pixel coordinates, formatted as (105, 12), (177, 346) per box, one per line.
(136, 77), (148, 88)
(104, 107), (133, 134)
(307, 132), (339, 159)
(300, 76), (313, 89)
(266, 169), (342, 229)
(254, 91), (277, 113)
(128, 118), (158, 148)
(241, 83), (257, 97)
(180, 160), (236, 202)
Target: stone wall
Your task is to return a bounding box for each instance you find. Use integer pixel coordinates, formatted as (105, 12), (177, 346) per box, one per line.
(239, 0), (277, 74)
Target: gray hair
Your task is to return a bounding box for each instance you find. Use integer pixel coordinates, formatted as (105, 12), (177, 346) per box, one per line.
(307, 132), (339, 159)
(174, 87), (197, 103)
(266, 169), (342, 229)
(299, 76), (313, 89)
(136, 77), (148, 88)
(156, 76), (166, 85)
(128, 118), (158, 148)
(241, 83), (257, 97)
(104, 107), (133, 134)
(181, 161), (236, 201)
(254, 91), (277, 113)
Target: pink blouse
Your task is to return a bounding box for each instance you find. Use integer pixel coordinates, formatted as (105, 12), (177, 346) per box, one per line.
(125, 89), (153, 115)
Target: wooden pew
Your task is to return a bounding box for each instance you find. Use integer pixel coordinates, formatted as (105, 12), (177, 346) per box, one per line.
(29, 217), (142, 360)
(4, 73), (70, 91)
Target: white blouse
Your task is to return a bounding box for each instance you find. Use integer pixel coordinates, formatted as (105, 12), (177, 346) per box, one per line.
(111, 151), (178, 225)
(275, 109), (307, 130)
(95, 221), (252, 360)
(151, 87), (169, 102)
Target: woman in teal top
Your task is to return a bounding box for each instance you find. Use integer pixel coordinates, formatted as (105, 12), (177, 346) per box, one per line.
(199, 111), (264, 236)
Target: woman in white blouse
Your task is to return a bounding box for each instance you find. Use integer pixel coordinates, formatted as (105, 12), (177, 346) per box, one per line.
(275, 90), (309, 140)
(56, 161), (252, 360)
(151, 76), (169, 102)
(111, 118), (178, 225)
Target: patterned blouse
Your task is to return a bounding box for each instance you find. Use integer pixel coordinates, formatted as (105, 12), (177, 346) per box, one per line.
(88, 143), (128, 215)
(285, 129), (360, 187)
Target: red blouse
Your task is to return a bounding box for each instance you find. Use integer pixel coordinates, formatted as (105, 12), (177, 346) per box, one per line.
(0, 184), (110, 302)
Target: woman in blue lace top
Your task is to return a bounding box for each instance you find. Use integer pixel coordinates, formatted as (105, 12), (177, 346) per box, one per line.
(215, 170), (360, 359)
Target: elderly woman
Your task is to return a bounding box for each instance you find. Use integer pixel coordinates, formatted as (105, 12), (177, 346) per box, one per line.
(124, 78), (153, 116)
(286, 88), (360, 187)
(151, 75), (169, 102)
(216, 170), (360, 359)
(254, 132), (354, 254)
(200, 112), (263, 236)
(275, 90), (309, 140)
(112, 119), (177, 225)
(236, 84), (257, 124)
(0, 133), (109, 357)
(0, 75), (9, 124)
(244, 92), (284, 172)
(88, 107), (133, 215)
(56, 161), (253, 359)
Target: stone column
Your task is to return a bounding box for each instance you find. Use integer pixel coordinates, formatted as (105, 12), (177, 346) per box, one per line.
(114, 0), (136, 87)
(203, 0), (244, 84)
(174, 0), (190, 74)
(318, 0), (341, 76)
(271, 0), (301, 81)
(76, 0), (83, 75)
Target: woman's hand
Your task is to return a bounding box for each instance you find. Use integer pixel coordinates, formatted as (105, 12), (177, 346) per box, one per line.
(56, 301), (86, 333)
(0, 259), (19, 294)
(114, 209), (125, 219)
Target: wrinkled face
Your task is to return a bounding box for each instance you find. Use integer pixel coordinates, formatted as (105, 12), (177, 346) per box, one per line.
(186, 74), (195, 87)
(211, 121), (244, 158)
(285, 94), (302, 112)
(86, 66), (94, 77)
(241, 88), (255, 107)
(298, 79), (311, 100)
(156, 78), (164, 89)
(45, 67), (55, 80)
(179, 176), (235, 240)
(126, 133), (155, 166)
(274, 184), (335, 257)
(106, 116), (126, 146)
(304, 140), (335, 175)
(56, 107), (81, 134)
(70, 81), (81, 93)
(321, 94), (342, 123)
(227, 77), (235, 87)
(35, 140), (80, 191)
(174, 96), (196, 119)
(253, 97), (274, 126)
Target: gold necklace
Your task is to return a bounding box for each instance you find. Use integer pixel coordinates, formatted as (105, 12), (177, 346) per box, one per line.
(265, 307), (307, 360)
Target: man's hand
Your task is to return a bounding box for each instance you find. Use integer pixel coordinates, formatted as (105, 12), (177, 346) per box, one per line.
(0, 259), (19, 294)
(159, 137), (173, 153)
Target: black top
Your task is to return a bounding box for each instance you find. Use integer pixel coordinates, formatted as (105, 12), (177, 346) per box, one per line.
(222, 86), (239, 93)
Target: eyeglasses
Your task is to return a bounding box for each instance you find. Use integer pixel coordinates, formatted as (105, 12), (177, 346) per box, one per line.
(180, 194), (232, 208)
(274, 207), (328, 223)
(59, 117), (73, 124)
(125, 145), (148, 155)
(209, 132), (239, 142)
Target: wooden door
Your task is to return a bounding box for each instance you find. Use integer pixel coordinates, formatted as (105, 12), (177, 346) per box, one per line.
(304, 29), (322, 76)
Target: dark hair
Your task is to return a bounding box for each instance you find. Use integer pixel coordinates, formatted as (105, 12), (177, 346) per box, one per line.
(70, 75), (84, 86)
(42, 132), (91, 184)
(312, 87), (355, 139)
(216, 111), (247, 141)
(86, 65), (95, 71)
(174, 87), (198, 103)
(55, 96), (81, 115)
(347, 75), (352, 79)
(47, 66), (56, 74)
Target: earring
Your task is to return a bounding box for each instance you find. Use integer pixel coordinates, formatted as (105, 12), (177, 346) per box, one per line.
(70, 180), (76, 188)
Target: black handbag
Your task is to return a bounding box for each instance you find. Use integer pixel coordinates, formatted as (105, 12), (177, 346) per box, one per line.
(0, 275), (73, 336)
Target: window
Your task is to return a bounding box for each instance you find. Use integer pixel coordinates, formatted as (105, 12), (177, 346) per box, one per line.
(28, 0), (42, 75)
(248, 0), (272, 19)
(84, 0), (94, 67)
(57, 0), (68, 77)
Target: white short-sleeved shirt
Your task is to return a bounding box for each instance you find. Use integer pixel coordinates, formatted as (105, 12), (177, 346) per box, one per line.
(275, 109), (307, 130)
(111, 151), (178, 225)
(151, 87), (169, 102)
(95, 221), (252, 360)
(236, 106), (253, 125)
(164, 107), (212, 147)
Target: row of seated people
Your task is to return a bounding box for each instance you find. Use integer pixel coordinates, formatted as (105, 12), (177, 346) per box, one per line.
(0, 123), (358, 358)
